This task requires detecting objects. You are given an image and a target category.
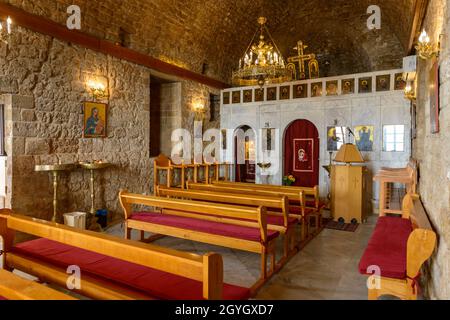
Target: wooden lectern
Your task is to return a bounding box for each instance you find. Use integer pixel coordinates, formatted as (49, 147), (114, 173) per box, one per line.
(331, 144), (368, 224)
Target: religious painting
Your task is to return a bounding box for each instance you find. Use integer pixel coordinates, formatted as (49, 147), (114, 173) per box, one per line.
(354, 125), (374, 152)
(267, 87), (277, 101)
(293, 138), (314, 173)
(430, 60), (440, 134)
(311, 82), (322, 97)
(223, 92), (230, 104)
(394, 73), (406, 90)
(232, 91), (241, 104)
(255, 88), (265, 102)
(327, 126), (344, 151)
(358, 77), (372, 93)
(280, 86), (290, 100)
(326, 81), (338, 96)
(309, 59), (320, 79)
(243, 90), (252, 103)
(376, 75), (391, 92)
(293, 84), (307, 99)
(341, 79), (355, 95)
(83, 102), (107, 138)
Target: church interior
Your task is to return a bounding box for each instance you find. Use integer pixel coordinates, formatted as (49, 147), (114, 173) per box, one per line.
(0, 0), (449, 302)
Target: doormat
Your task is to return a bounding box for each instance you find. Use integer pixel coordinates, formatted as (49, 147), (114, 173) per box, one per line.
(323, 218), (359, 232)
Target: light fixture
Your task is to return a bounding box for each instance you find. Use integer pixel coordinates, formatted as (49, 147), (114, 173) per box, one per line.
(87, 80), (108, 100)
(192, 101), (205, 120)
(404, 81), (416, 101)
(415, 29), (440, 60)
(0, 16), (12, 44)
(232, 17), (291, 87)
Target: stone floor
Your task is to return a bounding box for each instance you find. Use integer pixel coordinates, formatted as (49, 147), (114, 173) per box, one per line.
(107, 214), (377, 300)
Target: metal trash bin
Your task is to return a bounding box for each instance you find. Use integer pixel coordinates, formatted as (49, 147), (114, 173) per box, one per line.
(63, 212), (87, 230)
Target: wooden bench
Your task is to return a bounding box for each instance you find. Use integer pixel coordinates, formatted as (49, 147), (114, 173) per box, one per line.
(119, 191), (279, 290)
(212, 181), (324, 212)
(0, 209), (249, 300)
(0, 269), (75, 300)
(186, 182), (319, 240)
(156, 186), (299, 260)
(358, 194), (436, 300)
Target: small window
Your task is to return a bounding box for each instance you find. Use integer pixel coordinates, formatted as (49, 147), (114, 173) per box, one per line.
(383, 125), (405, 152)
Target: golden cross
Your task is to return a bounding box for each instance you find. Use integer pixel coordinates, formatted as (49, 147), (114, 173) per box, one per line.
(288, 40), (316, 80)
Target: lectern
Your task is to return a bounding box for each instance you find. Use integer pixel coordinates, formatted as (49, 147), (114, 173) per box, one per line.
(331, 144), (368, 224)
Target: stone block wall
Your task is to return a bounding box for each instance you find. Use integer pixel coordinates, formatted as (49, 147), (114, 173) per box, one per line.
(413, 0), (450, 300)
(0, 26), (219, 221)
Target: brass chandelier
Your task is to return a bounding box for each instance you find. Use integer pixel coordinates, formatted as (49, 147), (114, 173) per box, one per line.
(232, 17), (291, 87)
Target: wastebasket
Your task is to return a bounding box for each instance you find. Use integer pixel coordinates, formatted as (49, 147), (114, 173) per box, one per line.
(63, 212), (87, 230)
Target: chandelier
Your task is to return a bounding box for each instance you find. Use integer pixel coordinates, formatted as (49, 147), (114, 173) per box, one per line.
(0, 16), (12, 44)
(232, 17), (291, 87)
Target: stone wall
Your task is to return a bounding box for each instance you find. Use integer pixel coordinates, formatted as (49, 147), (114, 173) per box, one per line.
(0, 25), (219, 221)
(413, 0), (450, 300)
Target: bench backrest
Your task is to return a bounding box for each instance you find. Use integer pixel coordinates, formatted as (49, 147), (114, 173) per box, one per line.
(156, 186), (289, 228)
(0, 269), (76, 300)
(0, 209), (223, 300)
(401, 194), (437, 280)
(119, 191), (268, 241)
(187, 182), (306, 210)
(154, 154), (171, 168)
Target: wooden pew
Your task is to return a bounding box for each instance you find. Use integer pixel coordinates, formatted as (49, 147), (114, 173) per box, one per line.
(0, 269), (76, 300)
(155, 186), (299, 261)
(212, 181), (323, 211)
(119, 191), (279, 290)
(0, 209), (241, 300)
(358, 193), (436, 300)
(186, 182), (320, 240)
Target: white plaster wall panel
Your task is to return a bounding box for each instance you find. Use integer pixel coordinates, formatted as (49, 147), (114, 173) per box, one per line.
(381, 105), (411, 124)
(323, 98), (351, 109)
(324, 107), (352, 127)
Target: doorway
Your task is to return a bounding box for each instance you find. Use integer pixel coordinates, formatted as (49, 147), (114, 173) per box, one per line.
(234, 125), (256, 183)
(284, 119), (320, 187)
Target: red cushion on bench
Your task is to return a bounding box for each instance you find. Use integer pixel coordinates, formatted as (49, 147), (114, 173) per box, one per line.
(131, 212), (279, 242)
(0, 296), (7, 300)
(12, 239), (250, 300)
(358, 217), (413, 279)
(267, 215), (298, 227)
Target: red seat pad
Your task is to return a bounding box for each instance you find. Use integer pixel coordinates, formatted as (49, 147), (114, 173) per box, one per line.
(12, 239), (250, 300)
(358, 217), (413, 279)
(131, 212), (279, 242)
(0, 296), (6, 300)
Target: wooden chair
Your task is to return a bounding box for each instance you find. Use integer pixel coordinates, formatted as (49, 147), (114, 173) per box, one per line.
(359, 193), (436, 300)
(0, 209), (232, 300)
(374, 160), (417, 216)
(0, 269), (76, 300)
(156, 186), (299, 261)
(119, 191), (279, 291)
(153, 154), (173, 191)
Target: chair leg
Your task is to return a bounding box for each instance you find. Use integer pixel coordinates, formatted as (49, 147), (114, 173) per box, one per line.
(261, 250), (267, 280)
(140, 230), (145, 241)
(125, 227), (131, 240)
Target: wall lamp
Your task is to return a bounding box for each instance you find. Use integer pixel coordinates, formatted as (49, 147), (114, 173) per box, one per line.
(87, 80), (108, 100)
(415, 29), (442, 60)
(0, 16), (12, 44)
(404, 81), (416, 101)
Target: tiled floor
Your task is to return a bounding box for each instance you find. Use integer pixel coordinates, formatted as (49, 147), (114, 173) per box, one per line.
(108, 214), (377, 300)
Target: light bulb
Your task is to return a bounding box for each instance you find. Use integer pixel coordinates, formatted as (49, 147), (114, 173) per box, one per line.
(419, 30), (429, 44)
(6, 17), (12, 34)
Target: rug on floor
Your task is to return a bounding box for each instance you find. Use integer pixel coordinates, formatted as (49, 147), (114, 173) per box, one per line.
(323, 219), (359, 232)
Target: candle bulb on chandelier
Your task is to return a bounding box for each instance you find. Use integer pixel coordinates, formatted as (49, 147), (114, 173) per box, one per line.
(7, 17), (12, 34)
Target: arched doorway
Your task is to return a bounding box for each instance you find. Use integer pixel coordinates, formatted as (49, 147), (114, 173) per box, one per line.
(284, 119), (319, 187)
(234, 125), (256, 183)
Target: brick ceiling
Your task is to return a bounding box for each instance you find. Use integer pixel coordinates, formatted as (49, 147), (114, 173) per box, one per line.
(5, 0), (419, 83)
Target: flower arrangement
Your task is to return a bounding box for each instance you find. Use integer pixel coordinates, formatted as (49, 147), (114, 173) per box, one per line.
(283, 174), (296, 186)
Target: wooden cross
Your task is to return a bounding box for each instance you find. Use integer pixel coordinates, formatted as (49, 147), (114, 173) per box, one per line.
(288, 40), (316, 80)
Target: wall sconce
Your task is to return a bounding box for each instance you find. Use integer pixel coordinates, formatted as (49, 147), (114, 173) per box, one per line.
(0, 16), (12, 44)
(192, 101), (206, 120)
(415, 29), (441, 60)
(87, 80), (108, 100)
(404, 81), (416, 101)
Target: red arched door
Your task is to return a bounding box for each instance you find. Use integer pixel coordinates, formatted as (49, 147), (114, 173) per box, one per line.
(234, 125), (256, 183)
(284, 119), (319, 187)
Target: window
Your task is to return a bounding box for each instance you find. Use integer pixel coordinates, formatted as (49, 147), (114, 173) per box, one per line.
(383, 125), (405, 152)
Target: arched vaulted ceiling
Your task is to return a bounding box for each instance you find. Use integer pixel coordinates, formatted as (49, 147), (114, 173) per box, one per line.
(4, 0), (420, 83)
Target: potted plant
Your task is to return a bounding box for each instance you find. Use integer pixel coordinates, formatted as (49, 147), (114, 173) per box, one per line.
(283, 174), (296, 186)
